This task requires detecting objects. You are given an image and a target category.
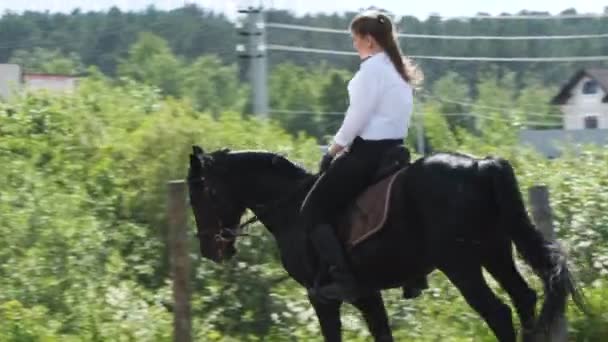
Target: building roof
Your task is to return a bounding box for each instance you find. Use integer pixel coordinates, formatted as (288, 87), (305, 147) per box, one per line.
(24, 73), (80, 80)
(551, 68), (608, 105)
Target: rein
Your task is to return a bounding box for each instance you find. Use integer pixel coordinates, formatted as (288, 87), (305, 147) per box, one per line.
(189, 173), (318, 246)
(233, 174), (318, 232)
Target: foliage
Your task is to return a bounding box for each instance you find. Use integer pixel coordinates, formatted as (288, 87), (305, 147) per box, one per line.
(268, 62), (352, 140)
(0, 5), (236, 74)
(183, 55), (249, 115)
(8, 48), (86, 75)
(113, 33), (248, 116)
(0, 76), (318, 340)
(117, 32), (185, 97)
(1, 5), (606, 92)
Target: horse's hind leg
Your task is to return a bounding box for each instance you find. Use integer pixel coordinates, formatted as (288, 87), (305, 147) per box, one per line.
(441, 261), (516, 342)
(401, 275), (429, 299)
(351, 291), (393, 342)
(483, 240), (537, 342)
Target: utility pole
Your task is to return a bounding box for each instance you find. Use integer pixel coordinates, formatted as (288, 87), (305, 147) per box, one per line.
(416, 111), (426, 155)
(236, 6), (269, 117)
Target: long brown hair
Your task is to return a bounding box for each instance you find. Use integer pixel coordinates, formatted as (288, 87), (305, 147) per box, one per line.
(350, 10), (423, 86)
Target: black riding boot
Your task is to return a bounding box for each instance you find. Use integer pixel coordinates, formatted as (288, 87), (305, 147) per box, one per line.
(309, 224), (361, 302)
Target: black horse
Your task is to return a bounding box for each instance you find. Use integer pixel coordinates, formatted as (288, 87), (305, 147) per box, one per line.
(187, 145), (585, 342)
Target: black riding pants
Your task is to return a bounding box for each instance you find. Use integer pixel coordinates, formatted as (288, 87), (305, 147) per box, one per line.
(301, 137), (403, 230)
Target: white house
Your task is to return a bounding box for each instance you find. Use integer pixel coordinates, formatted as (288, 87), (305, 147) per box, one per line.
(519, 68), (608, 158)
(24, 73), (79, 93)
(0, 64), (22, 99)
(551, 68), (608, 130)
(0, 64), (79, 100)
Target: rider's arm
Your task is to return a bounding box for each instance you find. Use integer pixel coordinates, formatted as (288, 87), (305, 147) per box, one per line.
(332, 66), (382, 154)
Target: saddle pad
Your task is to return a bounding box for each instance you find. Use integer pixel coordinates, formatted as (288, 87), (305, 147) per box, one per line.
(337, 169), (402, 249)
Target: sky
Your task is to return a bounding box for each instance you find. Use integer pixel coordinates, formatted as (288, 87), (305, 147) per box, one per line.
(0, 0), (605, 20)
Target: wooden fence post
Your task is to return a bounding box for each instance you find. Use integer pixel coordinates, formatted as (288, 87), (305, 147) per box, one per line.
(168, 180), (192, 342)
(528, 185), (567, 342)
(529, 186), (555, 239)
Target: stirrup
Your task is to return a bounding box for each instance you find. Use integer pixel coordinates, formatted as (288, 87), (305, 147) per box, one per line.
(317, 279), (361, 302)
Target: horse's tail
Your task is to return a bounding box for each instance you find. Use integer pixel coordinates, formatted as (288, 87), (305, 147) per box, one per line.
(488, 158), (588, 333)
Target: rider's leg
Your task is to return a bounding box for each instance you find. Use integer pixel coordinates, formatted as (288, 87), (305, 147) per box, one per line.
(301, 152), (372, 302)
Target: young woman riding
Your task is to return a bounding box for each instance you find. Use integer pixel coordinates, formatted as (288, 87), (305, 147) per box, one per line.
(300, 10), (422, 301)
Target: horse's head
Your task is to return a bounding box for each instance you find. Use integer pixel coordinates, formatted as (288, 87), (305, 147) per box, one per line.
(187, 145), (247, 263)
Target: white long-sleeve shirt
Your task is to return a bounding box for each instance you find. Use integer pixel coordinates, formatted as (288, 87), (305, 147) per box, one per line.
(333, 52), (414, 147)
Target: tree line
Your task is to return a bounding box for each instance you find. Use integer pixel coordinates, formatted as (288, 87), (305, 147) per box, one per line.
(2, 5), (607, 84)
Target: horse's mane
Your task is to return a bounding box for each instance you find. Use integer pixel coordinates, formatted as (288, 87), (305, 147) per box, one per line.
(211, 149), (311, 180)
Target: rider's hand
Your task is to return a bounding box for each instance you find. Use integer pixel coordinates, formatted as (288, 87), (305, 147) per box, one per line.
(318, 153), (333, 174)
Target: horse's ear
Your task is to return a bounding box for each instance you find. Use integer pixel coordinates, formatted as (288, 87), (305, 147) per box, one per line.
(192, 145), (204, 156)
(189, 153), (203, 175)
(272, 153), (289, 165)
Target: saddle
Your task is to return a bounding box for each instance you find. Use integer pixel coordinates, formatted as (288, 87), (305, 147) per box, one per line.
(336, 145), (411, 249)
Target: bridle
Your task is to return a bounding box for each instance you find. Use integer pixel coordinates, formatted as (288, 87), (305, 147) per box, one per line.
(188, 173), (318, 258)
(188, 176), (252, 258)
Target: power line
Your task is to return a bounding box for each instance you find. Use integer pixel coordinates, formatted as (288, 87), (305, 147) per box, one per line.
(426, 13), (608, 20)
(440, 112), (561, 127)
(267, 44), (608, 62)
(269, 109), (344, 115)
(267, 44), (357, 56)
(266, 23), (348, 35)
(423, 92), (561, 113)
(405, 32), (608, 41)
(420, 92), (564, 118)
(267, 22), (608, 40)
(397, 55), (608, 62)
(269, 95), (565, 121)
(268, 95), (565, 122)
(268, 108), (562, 128)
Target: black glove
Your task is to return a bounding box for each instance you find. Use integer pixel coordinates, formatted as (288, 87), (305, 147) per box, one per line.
(318, 153), (333, 174)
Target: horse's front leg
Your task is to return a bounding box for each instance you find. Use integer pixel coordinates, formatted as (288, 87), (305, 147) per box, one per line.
(352, 291), (394, 342)
(308, 291), (343, 342)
